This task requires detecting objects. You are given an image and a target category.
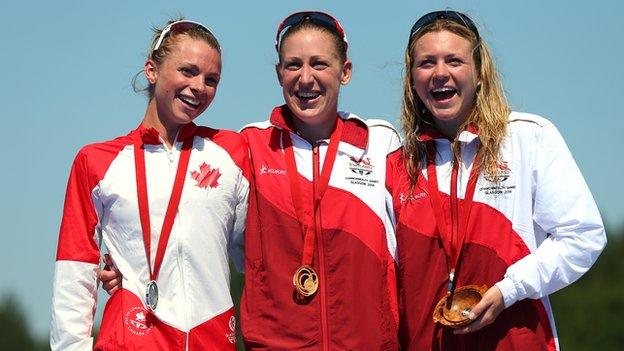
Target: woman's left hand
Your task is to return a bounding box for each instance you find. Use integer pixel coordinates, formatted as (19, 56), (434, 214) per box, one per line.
(453, 285), (505, 334)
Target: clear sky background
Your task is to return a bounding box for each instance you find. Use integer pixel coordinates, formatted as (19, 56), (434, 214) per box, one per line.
(1, 0), (622, 339)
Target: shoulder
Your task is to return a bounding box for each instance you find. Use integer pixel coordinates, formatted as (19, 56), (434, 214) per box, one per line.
(507, 111), (554, 129)
(195, 126), (249, 162)
(506, 111), (560, 139)
(71, 133), (134, 185)
(239, 120), (273, 134)
(341, 111), (398, 133)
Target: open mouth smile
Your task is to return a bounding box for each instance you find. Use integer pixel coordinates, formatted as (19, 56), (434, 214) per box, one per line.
(178, 93), (201, 109)
(430, 87), (457, 101)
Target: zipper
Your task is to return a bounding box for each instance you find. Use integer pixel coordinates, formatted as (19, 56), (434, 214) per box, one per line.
(313, 144), (330, 351)
(170, 144), (189, 351)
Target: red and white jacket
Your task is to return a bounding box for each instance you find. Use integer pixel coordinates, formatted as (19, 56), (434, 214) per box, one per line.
(387, 112), (606, 351)
(50, 123), (249, 351)
(240, 105), (402, 350)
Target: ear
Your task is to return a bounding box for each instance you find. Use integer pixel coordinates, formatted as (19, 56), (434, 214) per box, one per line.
(275, 63), (284, 86)
(340, 59), (353, 85)
(144, 59), (158, 85)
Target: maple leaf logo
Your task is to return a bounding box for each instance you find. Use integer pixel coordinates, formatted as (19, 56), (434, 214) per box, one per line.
(190, 162), (221, 189)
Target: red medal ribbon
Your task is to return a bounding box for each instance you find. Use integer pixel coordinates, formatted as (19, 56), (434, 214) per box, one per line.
(133, 126), (194, 282)
(425, 142), (480, 294)
(283, 117), (344, 266)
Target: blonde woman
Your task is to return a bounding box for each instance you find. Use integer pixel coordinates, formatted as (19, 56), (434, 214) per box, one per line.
(387, 10), (606, 350)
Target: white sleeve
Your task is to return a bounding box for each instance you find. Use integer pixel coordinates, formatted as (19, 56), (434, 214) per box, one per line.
(50, 261), (99, 350)
(50, 151), (102, 351)
(228, 160), (249, 274)
(495, 122), (606, 307)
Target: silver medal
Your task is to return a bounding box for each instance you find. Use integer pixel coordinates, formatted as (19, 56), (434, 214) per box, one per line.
(146, 280), (159, 311)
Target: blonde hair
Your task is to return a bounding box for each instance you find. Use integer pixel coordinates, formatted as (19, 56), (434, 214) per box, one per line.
(400, 19), (510, 187)
(133, 18), (221, 99)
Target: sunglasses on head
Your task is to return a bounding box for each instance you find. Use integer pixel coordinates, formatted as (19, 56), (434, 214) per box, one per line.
(275, 11), (348, 51)
(409, 10), (480, 43)
(152, 20), (217, 53)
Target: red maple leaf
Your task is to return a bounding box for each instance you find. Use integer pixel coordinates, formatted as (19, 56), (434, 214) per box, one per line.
(190, 162), (221, 189)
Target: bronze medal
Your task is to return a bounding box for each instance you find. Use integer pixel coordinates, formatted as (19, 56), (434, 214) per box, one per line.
(432, 284), (488, 328)
(293, 265), (319, 297)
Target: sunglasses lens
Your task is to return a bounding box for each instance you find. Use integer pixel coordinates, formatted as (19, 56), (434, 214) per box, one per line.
(276, 12), (346, 50)
(409, 11), (479, 42)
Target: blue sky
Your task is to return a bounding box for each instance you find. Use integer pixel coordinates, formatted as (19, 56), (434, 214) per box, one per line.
(1, 0), (622, 338)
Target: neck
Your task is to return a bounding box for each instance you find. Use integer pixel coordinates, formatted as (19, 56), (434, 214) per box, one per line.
(434, 118), (464, 140)
(291, 115), (337, 144)
(142, 100), (180, 148)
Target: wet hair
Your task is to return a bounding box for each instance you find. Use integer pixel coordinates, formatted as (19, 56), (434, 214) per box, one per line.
(132, 18), (221, 99)
(277, 20), (348, 64)
(400, 18), (510, 187)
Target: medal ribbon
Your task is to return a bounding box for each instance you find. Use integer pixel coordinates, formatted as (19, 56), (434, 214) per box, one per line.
(425, 142), (480, 294)
(133, 128), (193, 282)
(283, 117), (344, 266)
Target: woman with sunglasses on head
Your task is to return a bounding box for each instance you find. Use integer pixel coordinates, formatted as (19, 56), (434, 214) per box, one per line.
(50, 19), (249, 350)
(239, 11), (401, 350)
(386, 10), (606, 350)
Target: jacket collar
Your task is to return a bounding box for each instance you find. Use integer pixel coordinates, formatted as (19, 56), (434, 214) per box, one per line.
(417, 123), (479, 144)
(269, 105), (369, 157)
(134, 122), (198, 145)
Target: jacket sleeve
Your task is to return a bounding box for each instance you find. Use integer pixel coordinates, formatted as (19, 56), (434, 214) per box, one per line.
(495, 121), (606, 307)
(50, 150), (102, 351)
(228, 136), (250, 273)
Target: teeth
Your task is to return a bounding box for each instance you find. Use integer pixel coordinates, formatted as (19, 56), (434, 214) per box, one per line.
(297, 91), (319, 99)
(431, 87), (456, 93)
(179, 95), (200, 107)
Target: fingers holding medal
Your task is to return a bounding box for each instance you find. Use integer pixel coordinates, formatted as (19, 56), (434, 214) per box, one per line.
(433, 284), (488, 328)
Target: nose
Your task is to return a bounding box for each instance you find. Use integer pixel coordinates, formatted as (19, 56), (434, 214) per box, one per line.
(432, 62), (450, 82)
(299, 65), (314, 85)
(190, 76), (206, 94)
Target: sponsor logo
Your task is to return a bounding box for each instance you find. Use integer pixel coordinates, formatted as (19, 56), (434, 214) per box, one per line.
(226, 316), (236, 344)
(259, 164), (287, 176)
(484, 161), (511, 182)
(480, 161), (515, 196)
(345, 157), (379, 187)
(348, 157), (373, 176)
(124, 306), (152, 336)
(190, 162), (221, 189)
(399, 191), (427, 203)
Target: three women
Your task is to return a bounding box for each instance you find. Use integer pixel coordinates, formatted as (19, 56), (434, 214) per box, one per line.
(84, 10), (605, 351)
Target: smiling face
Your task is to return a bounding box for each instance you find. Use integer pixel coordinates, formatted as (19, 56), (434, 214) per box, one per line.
(411, 30), (479, 136)
(276, 28), (352, 140)
(144, 35), (221, 132)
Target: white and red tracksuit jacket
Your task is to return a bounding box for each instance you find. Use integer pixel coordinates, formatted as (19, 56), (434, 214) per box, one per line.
(240, 105), (402, 350)
(50, 123), (249, 350)
(387, 112), (606, 350)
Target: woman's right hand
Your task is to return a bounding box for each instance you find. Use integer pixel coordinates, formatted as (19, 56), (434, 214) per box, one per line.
(98, 254), (122, 295)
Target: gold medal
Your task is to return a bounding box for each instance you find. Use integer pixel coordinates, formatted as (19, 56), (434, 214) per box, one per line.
(293, 265), (319, 297)
(432, 284), (488, 328)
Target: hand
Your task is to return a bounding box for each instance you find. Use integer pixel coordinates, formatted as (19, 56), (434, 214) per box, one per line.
(98, 254), (123, 295)
(453, 285), (505, 334)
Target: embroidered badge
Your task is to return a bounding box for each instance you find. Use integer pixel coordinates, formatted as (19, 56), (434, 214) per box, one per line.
(190, 162), (221, 189)
(124, 306), (152, 336)
(345, 157), (379, 187)
(480, 161), (516, 196)
(348, 156), (374, 175)
(226, 316), (236, 344)
(258, 164), (286, 175)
